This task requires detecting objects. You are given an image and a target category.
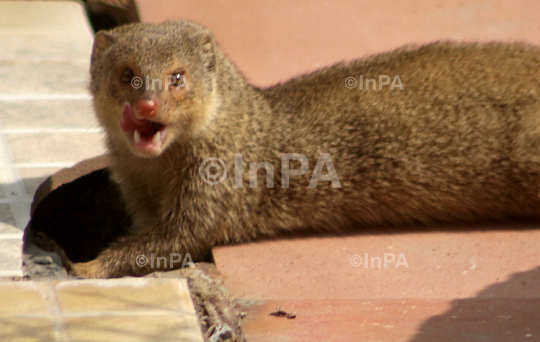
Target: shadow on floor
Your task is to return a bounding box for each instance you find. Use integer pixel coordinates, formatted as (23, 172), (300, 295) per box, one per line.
(409, 266), (540, 342)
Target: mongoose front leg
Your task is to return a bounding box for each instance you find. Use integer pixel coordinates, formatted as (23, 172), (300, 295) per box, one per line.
(71, 226), (206, 279)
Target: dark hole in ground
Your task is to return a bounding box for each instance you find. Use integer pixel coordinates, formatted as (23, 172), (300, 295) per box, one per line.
(28, 168), (131, 263)
(23, 164), (214, 272)
(21, 163), (244, 341)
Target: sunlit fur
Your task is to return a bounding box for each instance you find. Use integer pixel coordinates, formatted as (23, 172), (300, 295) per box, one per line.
(79, 20), (540, 278)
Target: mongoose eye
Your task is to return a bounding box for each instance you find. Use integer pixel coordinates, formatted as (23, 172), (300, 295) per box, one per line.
(171, 72), (186, 87)
(121, 69), (134, 84)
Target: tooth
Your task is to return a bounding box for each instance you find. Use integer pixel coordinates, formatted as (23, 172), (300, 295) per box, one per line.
(134, 130), (141, 144)
(152, 131), (161, 145)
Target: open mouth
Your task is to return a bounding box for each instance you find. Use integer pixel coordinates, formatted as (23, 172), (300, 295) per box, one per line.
(120, 102), (167, 155)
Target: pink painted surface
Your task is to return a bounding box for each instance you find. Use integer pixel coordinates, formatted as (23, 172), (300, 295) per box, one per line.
(214, 229), (540, 300)
(213, 228), (540, 341)
(135, 1), (540, 340)
(240, 298), (540, 342)
(137, 0), (540, 87)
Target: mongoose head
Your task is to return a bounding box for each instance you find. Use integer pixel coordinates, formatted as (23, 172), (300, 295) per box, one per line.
(90, 21), (218, 158)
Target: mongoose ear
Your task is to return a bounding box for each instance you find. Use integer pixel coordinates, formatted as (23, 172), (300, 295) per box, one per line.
(91, 31), (115, 64)
(190, 30), (216, 72)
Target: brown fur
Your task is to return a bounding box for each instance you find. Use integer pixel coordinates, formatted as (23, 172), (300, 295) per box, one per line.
(77, 20), (540, 278)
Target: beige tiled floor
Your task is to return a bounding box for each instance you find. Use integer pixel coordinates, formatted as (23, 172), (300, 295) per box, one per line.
(0, 1), (105, 277)
(0, 278), (204, 342)
(0, 3), (205, 341)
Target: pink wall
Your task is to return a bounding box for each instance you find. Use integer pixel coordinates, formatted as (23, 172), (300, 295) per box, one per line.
(137, 0), (540, 87)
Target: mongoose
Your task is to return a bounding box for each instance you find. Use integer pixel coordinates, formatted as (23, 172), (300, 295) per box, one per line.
(76, 20), (540, 278)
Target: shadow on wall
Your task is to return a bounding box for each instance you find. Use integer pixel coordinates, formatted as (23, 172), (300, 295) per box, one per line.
(0, 176), (53, 229)
(410, 267), (540, 342)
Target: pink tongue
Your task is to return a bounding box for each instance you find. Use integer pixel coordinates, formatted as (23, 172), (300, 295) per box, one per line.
(120, 102), (154, 135)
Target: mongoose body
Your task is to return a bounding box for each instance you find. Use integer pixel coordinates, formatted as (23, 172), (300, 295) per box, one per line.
(79, 20), (540, 278)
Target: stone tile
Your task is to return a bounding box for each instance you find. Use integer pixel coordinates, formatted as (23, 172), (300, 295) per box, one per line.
(0, 222), (21, 235)
(0, 204), (17, 227)
(0, 33), (92, 62)
(57, 278), (194, 313)
(18, 168), (62, 197)
(0, 1), (92, 35)
(0, 279), (204, 341)
(64, 315), (203, 342)
(0, 283), (47, 316)
(0, 99), (97, 129)
(57, 279), (204, 342)
(0, 317), (56, 342)
(0, 63), (90, 97)
(6, 132), (105, 165)
(0, 239), (23, 277)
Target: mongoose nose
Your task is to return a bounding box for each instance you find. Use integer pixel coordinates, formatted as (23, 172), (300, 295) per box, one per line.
(136, 99), (158, 118)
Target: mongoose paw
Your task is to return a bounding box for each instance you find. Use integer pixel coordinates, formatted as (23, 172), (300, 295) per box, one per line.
(33, 232), (74, 273)
(34, 231), (63, 254)
(71, 260), (105, 279)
